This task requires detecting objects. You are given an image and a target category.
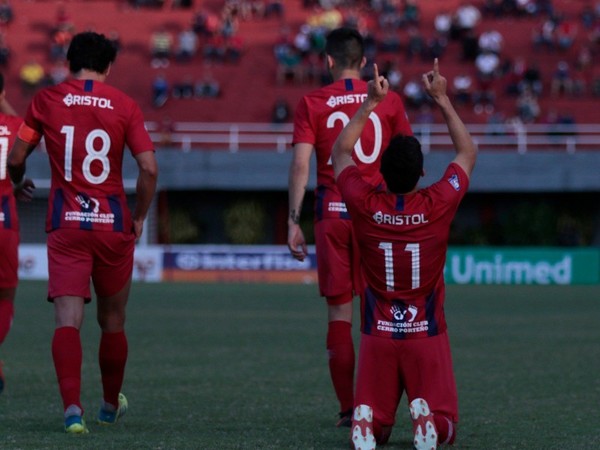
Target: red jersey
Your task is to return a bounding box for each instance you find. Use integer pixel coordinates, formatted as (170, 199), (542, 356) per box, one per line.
(293, 78), (412, 221)
(337, 163), (469, 339)
(0, 113), (24, 231)
(23, 79), (153, 233)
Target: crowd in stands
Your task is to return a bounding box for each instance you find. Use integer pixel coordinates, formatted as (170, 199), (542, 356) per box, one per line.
(2, 0), (600, 128)
(270, 0), (600, 128)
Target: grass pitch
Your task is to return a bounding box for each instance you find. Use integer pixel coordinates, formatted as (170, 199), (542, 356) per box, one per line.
(1, 281), (599, 449)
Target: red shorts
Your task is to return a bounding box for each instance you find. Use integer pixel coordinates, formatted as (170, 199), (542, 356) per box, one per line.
(314, 219), (363, 302)
(47, 229), (135, 302)
(0, 229), (19, 289)
(355, 332), (458, 427)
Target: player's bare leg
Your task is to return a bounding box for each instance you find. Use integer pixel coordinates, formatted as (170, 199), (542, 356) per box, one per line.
(96, 279), (131, 424)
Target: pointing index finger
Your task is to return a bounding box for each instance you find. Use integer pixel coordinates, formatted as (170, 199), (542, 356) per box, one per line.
(373, 63), (379, 82)
(433, 58), (439, 75)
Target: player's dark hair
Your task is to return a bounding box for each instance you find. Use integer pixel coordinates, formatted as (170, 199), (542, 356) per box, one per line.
(380, 134), (424, 194)
(67, 32), (117, 74)
(0, 73), (4, 92)
(325, 27), (364, 70)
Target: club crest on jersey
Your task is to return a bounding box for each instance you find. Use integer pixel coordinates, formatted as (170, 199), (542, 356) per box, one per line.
(0, 125), (12, 136)
(326, 93), (367, 108)
(75, 194), (100, 213)
(391, 304), (417, 323)
(447, 174), (460, 191)
(63, 93), (114, 110)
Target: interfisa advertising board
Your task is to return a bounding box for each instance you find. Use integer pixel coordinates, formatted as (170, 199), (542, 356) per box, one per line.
(18, 245), (600, 285)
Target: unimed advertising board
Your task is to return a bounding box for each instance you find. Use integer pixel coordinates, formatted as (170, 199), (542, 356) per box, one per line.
(445, 248), (600, 285)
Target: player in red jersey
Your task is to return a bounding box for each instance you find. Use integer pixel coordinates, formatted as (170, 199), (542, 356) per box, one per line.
(8, 32), (158, 433)
(0, 73), (30, 395)
(332, 60), (477, 450)
(288, 27), (413, 426)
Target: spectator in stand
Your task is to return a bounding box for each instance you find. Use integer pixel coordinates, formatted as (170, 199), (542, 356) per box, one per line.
(264, 1), (284, 19)
(379, 28), (401, 53)
(192, 8), (218, 37)
(203, 34), (226, 62)
(50, 13), (74, 63)
(428, 32), (448, 60)
(271, 97), (291, 124)
(405, 26), (426, 61)
(195, 68), (221, 98)
(150, 27), (173, 68)
(0, 0), (13, 27)
(276, 44), (303, 84)
(478, 29), (503, 54)
(576, 44), (592, 72)
(378, 1), (403, 30)
(318, 5), (344, 30)
(434, 10), (452, 37)
(474, 51), (500, 113)
(516, 86), (540, 122)
(461, 29), (479, 62)
(0, 31), (9, 66)
(550, 60), (574, 96)
(555, 16), (577, 51)
(532, 14), (557, 50)
(172, 75), (194, 99)
(384, 60), (403, 92)
(19, 59), (45, 95)
(175, 26), (198, 62)
(451, 2), (481, 41)
(47, 60), (69, 85)
(152, 73), (169, 107)
(294, 24), (312, 59)
(225, 34), (244, 63)
(521, 60), (543, 96)
(403, 77), (427, 109)
(403, 0), (420, 25)
(452, 72), (474, 106)
(505, 56), (527, 96)
(580, 3), (596, 30)
(221, 6), (239, 40)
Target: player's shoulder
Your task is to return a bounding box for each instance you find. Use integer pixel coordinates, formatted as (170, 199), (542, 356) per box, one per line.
(0, 112), (23, 126)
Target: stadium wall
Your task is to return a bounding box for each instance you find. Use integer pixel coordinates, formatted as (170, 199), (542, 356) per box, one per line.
(17, 245), (600, 285)
(21, 148), (600, 192)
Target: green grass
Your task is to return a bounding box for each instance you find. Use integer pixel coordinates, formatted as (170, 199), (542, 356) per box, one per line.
(1, 281), (600, 449)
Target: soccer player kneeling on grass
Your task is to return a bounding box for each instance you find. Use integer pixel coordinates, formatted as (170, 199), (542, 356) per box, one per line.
(331, 59), (478, 449)
(8, 32), (158, 433)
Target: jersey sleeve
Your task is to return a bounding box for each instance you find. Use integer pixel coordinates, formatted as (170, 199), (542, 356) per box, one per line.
(427, 162), (470, 214)
(292, 96), (315, 145)
(125, 102), (154, 155)
(337, 165), (373, 213)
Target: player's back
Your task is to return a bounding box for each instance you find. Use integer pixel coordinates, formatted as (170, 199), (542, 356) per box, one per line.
(293, 78), (412, 220)
(0, 112), (23, 231)
(25, 79), (152, 232)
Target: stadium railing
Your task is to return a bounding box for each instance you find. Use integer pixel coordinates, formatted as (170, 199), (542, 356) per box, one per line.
(144, 122), (600, 153)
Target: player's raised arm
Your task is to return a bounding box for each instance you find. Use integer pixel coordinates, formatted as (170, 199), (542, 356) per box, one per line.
(422, 58), (477, 178)
(331, 63), (389, 179)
